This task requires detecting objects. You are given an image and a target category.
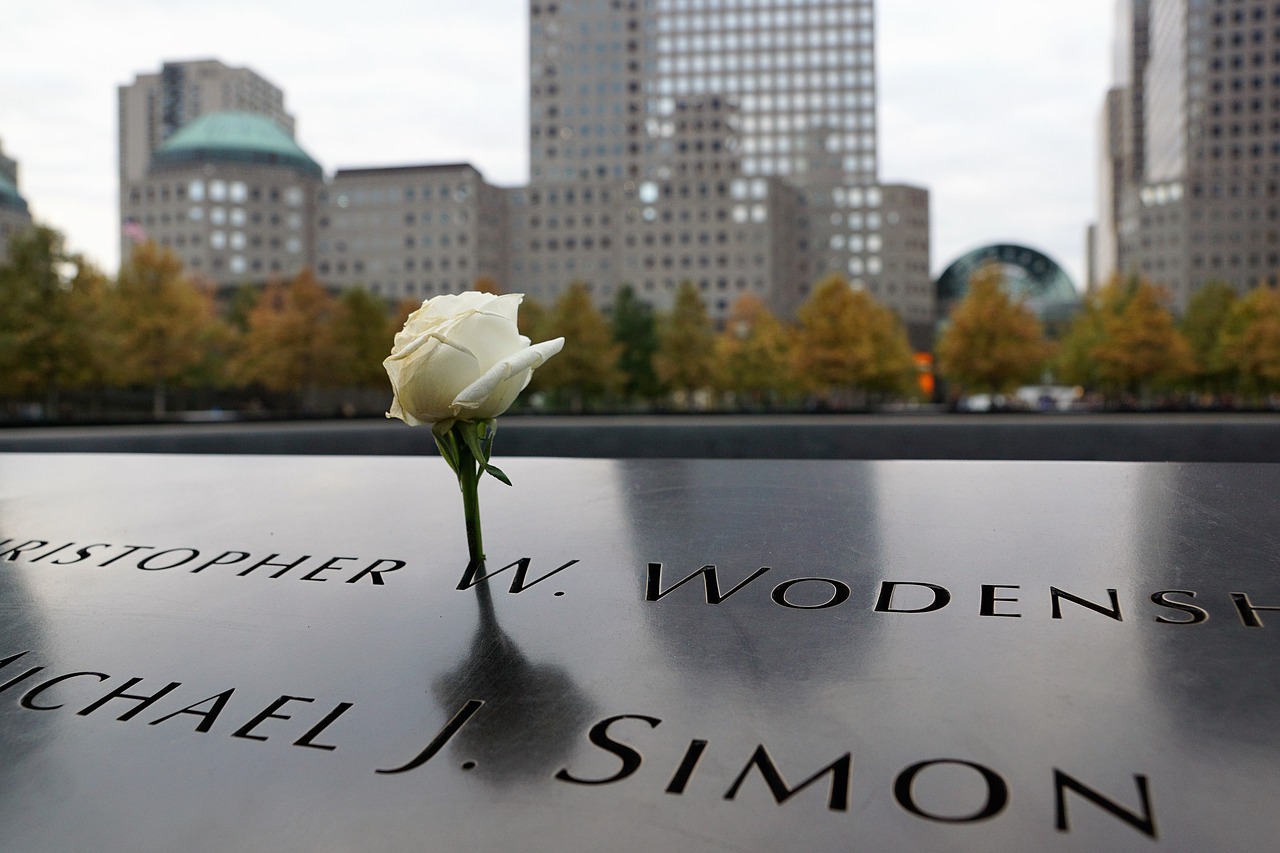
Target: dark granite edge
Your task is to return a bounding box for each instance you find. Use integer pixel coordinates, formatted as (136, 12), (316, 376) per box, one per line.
(1, 415), (1278, 462)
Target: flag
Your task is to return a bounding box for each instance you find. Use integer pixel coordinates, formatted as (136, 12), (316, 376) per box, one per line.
(122, 218), (148, 244)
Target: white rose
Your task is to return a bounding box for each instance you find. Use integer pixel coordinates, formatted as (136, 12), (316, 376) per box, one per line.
(384, 292), (563, 429)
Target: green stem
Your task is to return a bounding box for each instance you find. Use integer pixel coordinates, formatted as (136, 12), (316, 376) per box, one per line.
(456, 428), (484, 567)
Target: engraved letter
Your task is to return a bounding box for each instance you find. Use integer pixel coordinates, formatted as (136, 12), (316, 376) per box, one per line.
(1053, 769), (1157, 838)
(893, 758), (1008, 823)
(874, 581), (951, 614)
(555, 714), (662, 785)
(645, 562), (769, 604)
(1150, 590), (1209, 625)
(724, 745), (852, 812)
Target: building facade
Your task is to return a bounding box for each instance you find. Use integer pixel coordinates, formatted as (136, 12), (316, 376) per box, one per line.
(316, 164), (509, 301)
(120, 3), (933, 335)
(524, 0), (932, 333)
(1098, 0), (1280, 310)
(119, 112), (323, 289)
(0, 139), (33, 258)
(119, 59), (295, 189)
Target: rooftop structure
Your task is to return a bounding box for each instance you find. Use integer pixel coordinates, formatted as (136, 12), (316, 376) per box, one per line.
(936, 243), (1081, 332)
(121, 111), (322, 289)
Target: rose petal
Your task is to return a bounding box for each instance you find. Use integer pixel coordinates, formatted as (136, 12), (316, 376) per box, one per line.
(392, 334), (482, 423)
(452, 337), (565, 418)
(450, 309), (528, 372)
(482, 293), (525, 324)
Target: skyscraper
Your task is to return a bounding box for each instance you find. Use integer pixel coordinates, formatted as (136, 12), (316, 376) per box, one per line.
(117, 61), (313, 286)
(0, 138), (33, 257)
(522, 0), (932, 337)
(118, 60), (295, 189)
(1098, 0), (1280, 310)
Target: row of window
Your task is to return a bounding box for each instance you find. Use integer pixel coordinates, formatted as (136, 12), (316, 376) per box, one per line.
(324, 185), (472, 207)
(656, 27), (870, 52)
(184, 207), (301, 229)
(653, 77), (874, 108)
(659, 0), (869, 9)
(182, 254), (285, 277)
(131, 180), (301, 206)
(366, 280), (473, 298)
(1210, 3), (1280, 27)
(128, 213), (300, 247)
(322, 233), (470, 252)
(318, 257), (469, 276)
(322, 211), (470, 228)
(657, 6), (871, 33)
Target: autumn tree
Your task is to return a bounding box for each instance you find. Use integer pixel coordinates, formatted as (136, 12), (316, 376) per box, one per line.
(654, 281), (718, 405)
(1180, 281), (1237, 391)
(515, 293), (554, 395)
(1215, 285), (1280, 397)
(533, 282), (621, 408)
(791, 275), (916, 404)
(109, 241), (217, 417)
(610, 284), (662, 402)
(1055, 290), (1110, 390)
(1095, 278), (1194, 395)
(935, 264), (1052, 395)
(334, 288), (395, 387)
(715, 294), (791, 405)
(231, 269), (348, 409)
(1057, 275), (1193, 398)
(0, 226), (111, 414)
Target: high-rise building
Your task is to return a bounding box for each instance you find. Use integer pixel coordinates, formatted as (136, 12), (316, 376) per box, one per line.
(118, 60), (295, 188)
(119, 112), (323, 288)
(1097, 0), (1280, 310)
(119, 9), (934, 340)
(0, 138), (33, 257)
(522, 0), (932, 337)
(118, 61), (313, 287)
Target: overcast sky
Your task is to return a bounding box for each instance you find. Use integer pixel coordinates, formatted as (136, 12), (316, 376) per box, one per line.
(3, 0), (1114, 287)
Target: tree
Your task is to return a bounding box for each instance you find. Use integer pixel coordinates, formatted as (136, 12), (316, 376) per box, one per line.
(1058, 275), (1193, 398)
(0, 226), (110, 414)
(1094, 277), (1194, 396)
(610, 284), (662, 402)
(109, 241), (216, 417)
(791, 274), (916, 404)
(231, 269), (347, 409)
(1180, 281), (1237, 391)
(1215, 285), (1280, 397)
(715, 294), (791, 404)
(654, 281), (717, 404)
(334, 288), (395, 387)
(533, 282), (622, 408)
(1055, 292), (1110, 390)
(935, 264), (1052, 395)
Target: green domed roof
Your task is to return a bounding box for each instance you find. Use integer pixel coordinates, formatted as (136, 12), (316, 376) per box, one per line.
(153, 112), (322, 179)
(0, 172), (28, 213)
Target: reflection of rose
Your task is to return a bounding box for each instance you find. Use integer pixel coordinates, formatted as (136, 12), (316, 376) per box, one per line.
(434, 582), (595, 787)
(384, 293), (563, 428)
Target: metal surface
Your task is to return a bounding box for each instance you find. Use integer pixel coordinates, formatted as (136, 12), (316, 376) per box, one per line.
(0, 453), (1277, 851)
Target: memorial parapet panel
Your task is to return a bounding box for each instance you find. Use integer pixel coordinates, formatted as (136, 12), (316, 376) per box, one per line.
(0, 453), (1277, 851)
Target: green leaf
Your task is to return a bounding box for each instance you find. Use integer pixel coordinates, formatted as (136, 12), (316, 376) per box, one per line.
(458, 420), (512, 486)
(485, 463), (512, 486)
(433, 431), (463, 479)
(458, 421), (490, 466)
